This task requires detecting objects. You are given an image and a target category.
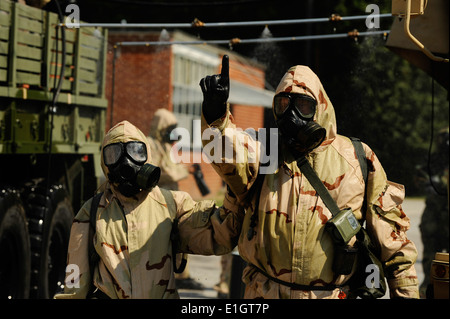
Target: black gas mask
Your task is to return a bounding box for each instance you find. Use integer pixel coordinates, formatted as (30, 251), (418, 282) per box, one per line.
(103, 141), (161, 197)
(162, 124), (178, 144)
(273, 92), (326, 156)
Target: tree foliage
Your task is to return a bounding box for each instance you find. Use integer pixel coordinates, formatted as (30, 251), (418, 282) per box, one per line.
(346, 36), (448, 195)
(327, 1), (447, 195)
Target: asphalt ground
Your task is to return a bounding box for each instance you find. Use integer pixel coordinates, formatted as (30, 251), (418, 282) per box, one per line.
(179, 197), (427, 299)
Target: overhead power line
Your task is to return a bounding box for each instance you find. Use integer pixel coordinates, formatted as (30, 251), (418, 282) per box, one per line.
(60, 13), (392, 29)
(114, 30), (390, 47)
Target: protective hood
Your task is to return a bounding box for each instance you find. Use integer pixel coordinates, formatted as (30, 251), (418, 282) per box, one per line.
(101, 120), (152, 182)
(274, 65), (337, 151)
(148, 108), (178, 142)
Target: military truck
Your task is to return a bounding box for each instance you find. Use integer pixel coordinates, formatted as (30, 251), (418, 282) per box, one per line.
(0, 0), (107, 298)
(387, 0), (448, 299)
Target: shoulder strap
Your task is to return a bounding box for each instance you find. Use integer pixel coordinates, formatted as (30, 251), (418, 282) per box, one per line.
(87, 192), (103, 297)
(350, 137), (368, 183)
(89, 192), (103, 232)
(297, 156), (340, 216)
(160, 188), (187, 274)
(160, 188), (177, 218)
(297, 138), (369, 219)
(350, 137), (369, 221)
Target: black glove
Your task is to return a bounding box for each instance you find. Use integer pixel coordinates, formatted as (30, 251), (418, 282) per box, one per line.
(199, 55), (229, 124)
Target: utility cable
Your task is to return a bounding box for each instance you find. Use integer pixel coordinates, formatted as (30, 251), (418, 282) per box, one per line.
(114, 30), (390, 47)
(59, 13), (392, 29)
(47, 0), (67, 191)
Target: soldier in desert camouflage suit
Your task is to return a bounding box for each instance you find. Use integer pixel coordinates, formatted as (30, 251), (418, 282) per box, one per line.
(199, 56), (419, 299)
(55, 120), (242, 299)
(417, 127), (449, 297)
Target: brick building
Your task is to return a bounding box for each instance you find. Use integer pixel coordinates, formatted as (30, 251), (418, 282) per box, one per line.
(105, 30), (274, 199)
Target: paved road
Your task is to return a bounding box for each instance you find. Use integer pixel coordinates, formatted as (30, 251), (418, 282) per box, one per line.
(179, 197), (427, 299)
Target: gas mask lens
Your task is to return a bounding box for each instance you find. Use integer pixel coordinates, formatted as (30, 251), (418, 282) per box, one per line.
(103, 143), (123, 166)
(126, 142), (147, 163)
(294, 96), (316, 119)
(274, 93), (317, 119)
(103, 141), (147, 166)
(273, 95), (290, 117)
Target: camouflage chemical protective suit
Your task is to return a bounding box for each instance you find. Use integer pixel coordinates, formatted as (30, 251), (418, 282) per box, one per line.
(55, 121), (242, 299)
(147, 108), (189, 190)
(201, 65), (419, 299)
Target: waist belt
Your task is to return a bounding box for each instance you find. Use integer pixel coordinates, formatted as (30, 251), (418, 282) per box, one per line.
(251, 265), (342, 291)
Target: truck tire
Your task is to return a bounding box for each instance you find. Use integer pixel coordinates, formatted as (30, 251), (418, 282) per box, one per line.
(0, 189), (31, 299)
(26, 184), (73, 299)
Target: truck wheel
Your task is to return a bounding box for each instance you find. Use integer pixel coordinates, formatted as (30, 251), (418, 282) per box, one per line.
(0, 189), (31, 299)
(46, 186), (74, 298)
(27, 184), (73, 299)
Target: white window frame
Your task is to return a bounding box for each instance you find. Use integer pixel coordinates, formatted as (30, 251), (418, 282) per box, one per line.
(172, 45), (220, 150)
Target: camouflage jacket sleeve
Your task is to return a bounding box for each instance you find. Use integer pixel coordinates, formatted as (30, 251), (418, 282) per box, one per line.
(54, 200), (93, 299)
(175, 190), (244, 255)
(363, 143), (420, 298)
(201, 108), (261, 203)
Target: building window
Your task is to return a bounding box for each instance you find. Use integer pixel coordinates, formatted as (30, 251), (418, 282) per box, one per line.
(172, 45), (219, 150)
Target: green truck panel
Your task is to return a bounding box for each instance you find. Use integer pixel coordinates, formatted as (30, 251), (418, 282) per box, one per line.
(0, 0), (108, 156)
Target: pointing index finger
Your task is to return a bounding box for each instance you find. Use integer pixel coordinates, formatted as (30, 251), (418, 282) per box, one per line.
(220, 55), (229, 84)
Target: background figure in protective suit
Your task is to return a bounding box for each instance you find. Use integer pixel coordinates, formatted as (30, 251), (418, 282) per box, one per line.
(417, 127), (449, 297)
(147, 108), (189, 191)
(55, 120), (242, 299)
(147, 108), (205, 290)
(199, 55), (419, 299)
